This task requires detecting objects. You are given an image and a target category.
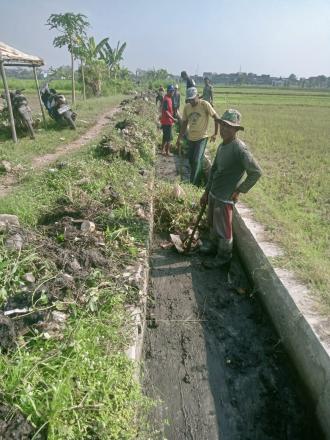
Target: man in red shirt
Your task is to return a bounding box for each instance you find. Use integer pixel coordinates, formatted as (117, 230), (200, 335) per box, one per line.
(160, 85), (176, 156)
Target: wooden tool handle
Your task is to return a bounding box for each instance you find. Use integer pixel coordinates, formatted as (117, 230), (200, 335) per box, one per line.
(184, 204), (206, 252)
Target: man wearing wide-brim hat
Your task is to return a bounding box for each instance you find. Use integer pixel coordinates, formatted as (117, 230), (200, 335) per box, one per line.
(176, 87), (218, 186)
(200, 108), (262, 269)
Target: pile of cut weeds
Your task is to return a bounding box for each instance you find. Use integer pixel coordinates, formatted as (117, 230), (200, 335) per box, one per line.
(153, 180), (205, 235)
(0, 94), (157, 439)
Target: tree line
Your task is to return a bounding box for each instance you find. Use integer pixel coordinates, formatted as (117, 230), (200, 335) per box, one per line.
(46, 12), (128, 103)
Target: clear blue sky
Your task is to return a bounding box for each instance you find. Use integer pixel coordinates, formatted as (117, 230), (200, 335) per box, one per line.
(2, 0), (330, 78)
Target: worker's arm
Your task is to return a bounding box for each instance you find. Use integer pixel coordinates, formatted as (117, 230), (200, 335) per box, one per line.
(165, 110), (176, 122)
(176, 120), (188, 147)
(210, 116), (218, 142)
(236, 145), (262, 194)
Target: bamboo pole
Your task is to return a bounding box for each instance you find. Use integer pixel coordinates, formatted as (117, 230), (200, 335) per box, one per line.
(33, 66), (47, 128)
(0, 61), (17, 143)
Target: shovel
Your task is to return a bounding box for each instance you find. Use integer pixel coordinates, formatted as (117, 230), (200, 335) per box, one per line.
(170, 204), (206, 254)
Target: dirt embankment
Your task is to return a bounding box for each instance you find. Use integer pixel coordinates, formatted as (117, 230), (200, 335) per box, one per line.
(143, 155), (324, 439)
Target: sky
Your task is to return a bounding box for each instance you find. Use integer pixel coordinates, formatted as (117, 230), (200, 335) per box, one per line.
(1, 0), (330, 78)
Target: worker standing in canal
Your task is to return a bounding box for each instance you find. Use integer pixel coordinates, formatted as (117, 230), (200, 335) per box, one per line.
(160, 85), (176, 156)
(176, 87), (218, 186)
(200, 109), (262, 269)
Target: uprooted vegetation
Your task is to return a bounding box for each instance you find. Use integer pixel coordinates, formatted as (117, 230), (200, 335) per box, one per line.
(153, 180), (204, 234)
(0, 95), (157, 439)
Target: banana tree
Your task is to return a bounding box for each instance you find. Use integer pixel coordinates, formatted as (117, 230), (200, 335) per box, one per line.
(74, 36), (108, 99)
(100, 41), (127, 79)
(75, 36), (109, 96)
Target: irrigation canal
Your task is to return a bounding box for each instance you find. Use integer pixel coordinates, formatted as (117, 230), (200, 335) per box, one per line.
(142, 154), (324, 440)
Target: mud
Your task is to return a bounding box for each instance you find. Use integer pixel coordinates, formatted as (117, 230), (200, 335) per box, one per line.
(143, 153), (323, 439)
(0, 404), (37, 440)
(0, 315), (16, 351)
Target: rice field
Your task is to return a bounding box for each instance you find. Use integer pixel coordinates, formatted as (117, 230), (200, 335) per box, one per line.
(207, 86), (330, 307)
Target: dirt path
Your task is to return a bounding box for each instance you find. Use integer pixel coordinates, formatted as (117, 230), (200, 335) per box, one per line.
(0, 106), (120, 199)
(143, 155), (323, 439)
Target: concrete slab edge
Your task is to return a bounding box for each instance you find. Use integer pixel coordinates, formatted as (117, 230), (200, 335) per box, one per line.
(233, 208), (330, 438)
(125, 149), (155, 377)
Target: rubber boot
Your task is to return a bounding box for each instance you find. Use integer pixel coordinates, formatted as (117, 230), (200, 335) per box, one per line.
(199, 239), (217, 255)
(203, 239), (232, 269)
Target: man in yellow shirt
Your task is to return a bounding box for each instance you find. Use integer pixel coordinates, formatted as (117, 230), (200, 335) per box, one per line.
(176, 87), (218, 186)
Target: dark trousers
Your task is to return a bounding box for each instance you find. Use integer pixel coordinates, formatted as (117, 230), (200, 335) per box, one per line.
(187, 137), (208, 187)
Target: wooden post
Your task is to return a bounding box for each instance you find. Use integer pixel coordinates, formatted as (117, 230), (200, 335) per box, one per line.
(33, 66), (47, 128)
(81, 59), (86, 101)
(0, 61), (17, 143)
(71, 50), (75, 106)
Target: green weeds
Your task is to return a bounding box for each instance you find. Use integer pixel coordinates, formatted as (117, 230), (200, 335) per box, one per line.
(0, 290), (151, 439)
(0, 97), (158, 438)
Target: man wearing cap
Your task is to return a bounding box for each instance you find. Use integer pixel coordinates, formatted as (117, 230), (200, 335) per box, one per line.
(160, 85), (176, 156)
(200, 109), (262, 269)
(176, 87), (218, 186)
(180, 71), (196, 89)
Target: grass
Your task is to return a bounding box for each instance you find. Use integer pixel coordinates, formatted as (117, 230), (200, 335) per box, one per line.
(6, 78), (74, 92)
(0, 98), (158, 438)
(0, 291), (150, 439)
(0, 94), (123, 165)
(209, 87), (330, 306)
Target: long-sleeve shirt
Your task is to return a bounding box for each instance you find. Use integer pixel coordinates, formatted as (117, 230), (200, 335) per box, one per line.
(206, 138), (262, 202)
(186, 77), (196, 88)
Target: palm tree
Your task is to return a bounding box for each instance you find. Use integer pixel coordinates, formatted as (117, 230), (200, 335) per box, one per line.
(46, 13), (90, 105)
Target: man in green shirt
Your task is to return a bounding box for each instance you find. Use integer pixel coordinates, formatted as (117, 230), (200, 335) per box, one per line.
(202, 77), (213, 106)
(176, 87), (218, 186)
(200, 109), (262, 268)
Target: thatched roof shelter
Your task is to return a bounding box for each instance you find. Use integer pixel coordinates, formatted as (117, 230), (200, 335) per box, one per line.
(0, 41), (45, 142)
(0, 41), (44, 66)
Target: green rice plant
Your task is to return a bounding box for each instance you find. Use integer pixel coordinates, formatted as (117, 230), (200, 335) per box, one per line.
(211, 87), (330, 306)
(6, 78), (77, 93)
